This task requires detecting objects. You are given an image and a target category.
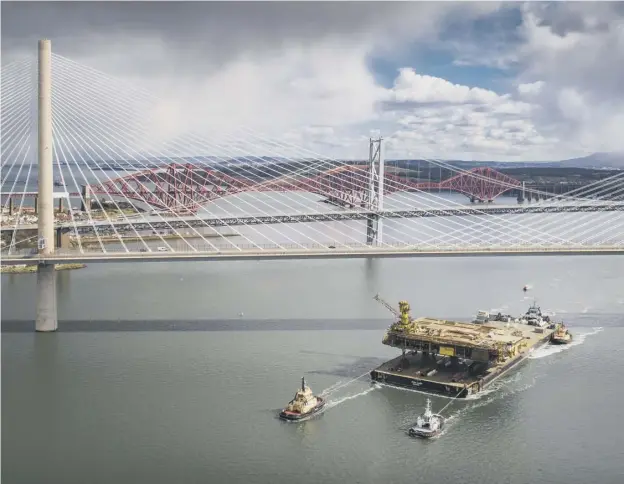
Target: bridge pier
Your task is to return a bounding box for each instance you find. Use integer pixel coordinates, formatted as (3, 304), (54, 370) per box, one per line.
(81, 185), (92, 212)
(366, 214), (381, 245)
(55, 228), (71, 249)
(36, 39), (58, 333)
(36, 263), (57, 332)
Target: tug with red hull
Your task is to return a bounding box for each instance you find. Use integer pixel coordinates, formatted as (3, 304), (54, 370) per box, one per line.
(550, 323), (573, 345)
(279, 377), (326, 421)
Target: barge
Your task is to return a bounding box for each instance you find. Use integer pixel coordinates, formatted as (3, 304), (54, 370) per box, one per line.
(370, 296), (556, 398)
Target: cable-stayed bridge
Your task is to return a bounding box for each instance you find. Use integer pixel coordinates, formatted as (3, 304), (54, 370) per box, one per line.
(1, 41), (623, 330)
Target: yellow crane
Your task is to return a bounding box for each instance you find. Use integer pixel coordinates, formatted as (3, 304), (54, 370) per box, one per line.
(373, 294), (415, 332)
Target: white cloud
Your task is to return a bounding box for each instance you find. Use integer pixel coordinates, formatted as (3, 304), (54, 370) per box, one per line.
(49, 46), (563, 162)
(384, 69), (501, 105)
(517, 81), (544, 96)
(3, 2), (623, 162)
(392, 3), (624, 161)
(151, 41), (387, 159)
(375, 68), (548, 160)
(505, 3), (624, 157)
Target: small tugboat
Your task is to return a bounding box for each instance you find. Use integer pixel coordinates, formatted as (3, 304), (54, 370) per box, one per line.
(279, 377), (326, 421)
(408, 398), (445, 439)
(551, 323), (573, 345)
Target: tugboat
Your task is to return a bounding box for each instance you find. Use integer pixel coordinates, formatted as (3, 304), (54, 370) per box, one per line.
(551, 323), (573, 345)
(279, 377), (326, 421)
(408, 398), (445, 439)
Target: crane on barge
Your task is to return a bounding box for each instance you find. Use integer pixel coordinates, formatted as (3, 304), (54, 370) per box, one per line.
(374, 294), (416, 332)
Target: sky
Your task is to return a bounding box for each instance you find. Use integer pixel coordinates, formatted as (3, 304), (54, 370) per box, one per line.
(2, 0), (624, 162)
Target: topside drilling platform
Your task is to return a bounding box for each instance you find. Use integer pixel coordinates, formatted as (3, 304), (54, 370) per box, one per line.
(370, 295), (560, 398)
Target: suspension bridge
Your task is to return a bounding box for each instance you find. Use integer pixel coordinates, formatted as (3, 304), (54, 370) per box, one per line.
(1, 40), (624, 331)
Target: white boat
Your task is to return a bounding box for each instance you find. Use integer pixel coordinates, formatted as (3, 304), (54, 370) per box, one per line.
(521, 302), (549, 328)
(472, 310), (490, 324)
(408, 398), (445, 438)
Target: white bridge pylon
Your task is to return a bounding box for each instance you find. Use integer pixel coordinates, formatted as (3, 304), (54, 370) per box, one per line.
(366, 137), (384, 246)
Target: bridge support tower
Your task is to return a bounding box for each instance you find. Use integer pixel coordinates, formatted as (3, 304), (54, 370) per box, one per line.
(81, 185), (92, 212)
(366, 137), (384, 246)
(36, 39), (58, 332)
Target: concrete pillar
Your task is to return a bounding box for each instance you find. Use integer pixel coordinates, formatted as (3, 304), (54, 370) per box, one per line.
(55, 228), (71, 249)
(377, 137), (384, 246)
(38, 39), (54, 255)
(36, 39), (58, 333)
(8, 197), (14, 215)
(36, 263), (58, 332)
(81, 185), (91, 212)
(34, 196), (39, 215)
(57, 197), (63, 212)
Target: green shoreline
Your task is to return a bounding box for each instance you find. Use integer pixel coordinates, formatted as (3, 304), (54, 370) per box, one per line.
(1, 263), (87, 274)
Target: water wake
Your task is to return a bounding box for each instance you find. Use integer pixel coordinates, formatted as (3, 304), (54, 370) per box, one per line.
(320, 380), (345, 396)
(402, 325), (605, 436)
(285, 383), (379, 423)
(435, 373), (541, 435)
(404, 376), (540, 439)
(529, 326), (603, 360)
(326, 385), (379, 410)
(320, 369), (373, 396)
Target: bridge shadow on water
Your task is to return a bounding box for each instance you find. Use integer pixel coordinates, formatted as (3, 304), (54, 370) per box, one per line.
(0, 318), (391, 333)
(2, 313), (621, 333)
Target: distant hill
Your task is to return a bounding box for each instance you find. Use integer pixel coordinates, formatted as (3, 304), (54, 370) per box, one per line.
(391, 152), (624, 170)
(556, 152), (624, 169)
(52, 152), (623, 171)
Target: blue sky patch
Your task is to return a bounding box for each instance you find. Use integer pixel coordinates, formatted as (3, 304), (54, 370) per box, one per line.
(367, 6), (524, 94)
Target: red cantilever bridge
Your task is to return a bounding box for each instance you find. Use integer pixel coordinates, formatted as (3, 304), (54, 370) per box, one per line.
(84, 163), (521, 214)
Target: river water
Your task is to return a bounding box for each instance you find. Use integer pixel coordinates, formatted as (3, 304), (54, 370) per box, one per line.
(2, 255), (624, 483)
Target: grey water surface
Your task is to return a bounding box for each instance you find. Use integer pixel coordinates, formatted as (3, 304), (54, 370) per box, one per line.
(2, 255), (624, 484)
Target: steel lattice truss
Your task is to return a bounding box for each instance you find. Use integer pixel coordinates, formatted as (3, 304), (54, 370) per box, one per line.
(88, 163), (256, 213)
(85, 164), (522, 213)
(438, 167), (521, 201)
(261, 165), (374, 208)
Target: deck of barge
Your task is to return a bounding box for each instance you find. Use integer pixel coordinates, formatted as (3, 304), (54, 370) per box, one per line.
(370, 321), (555, 397)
